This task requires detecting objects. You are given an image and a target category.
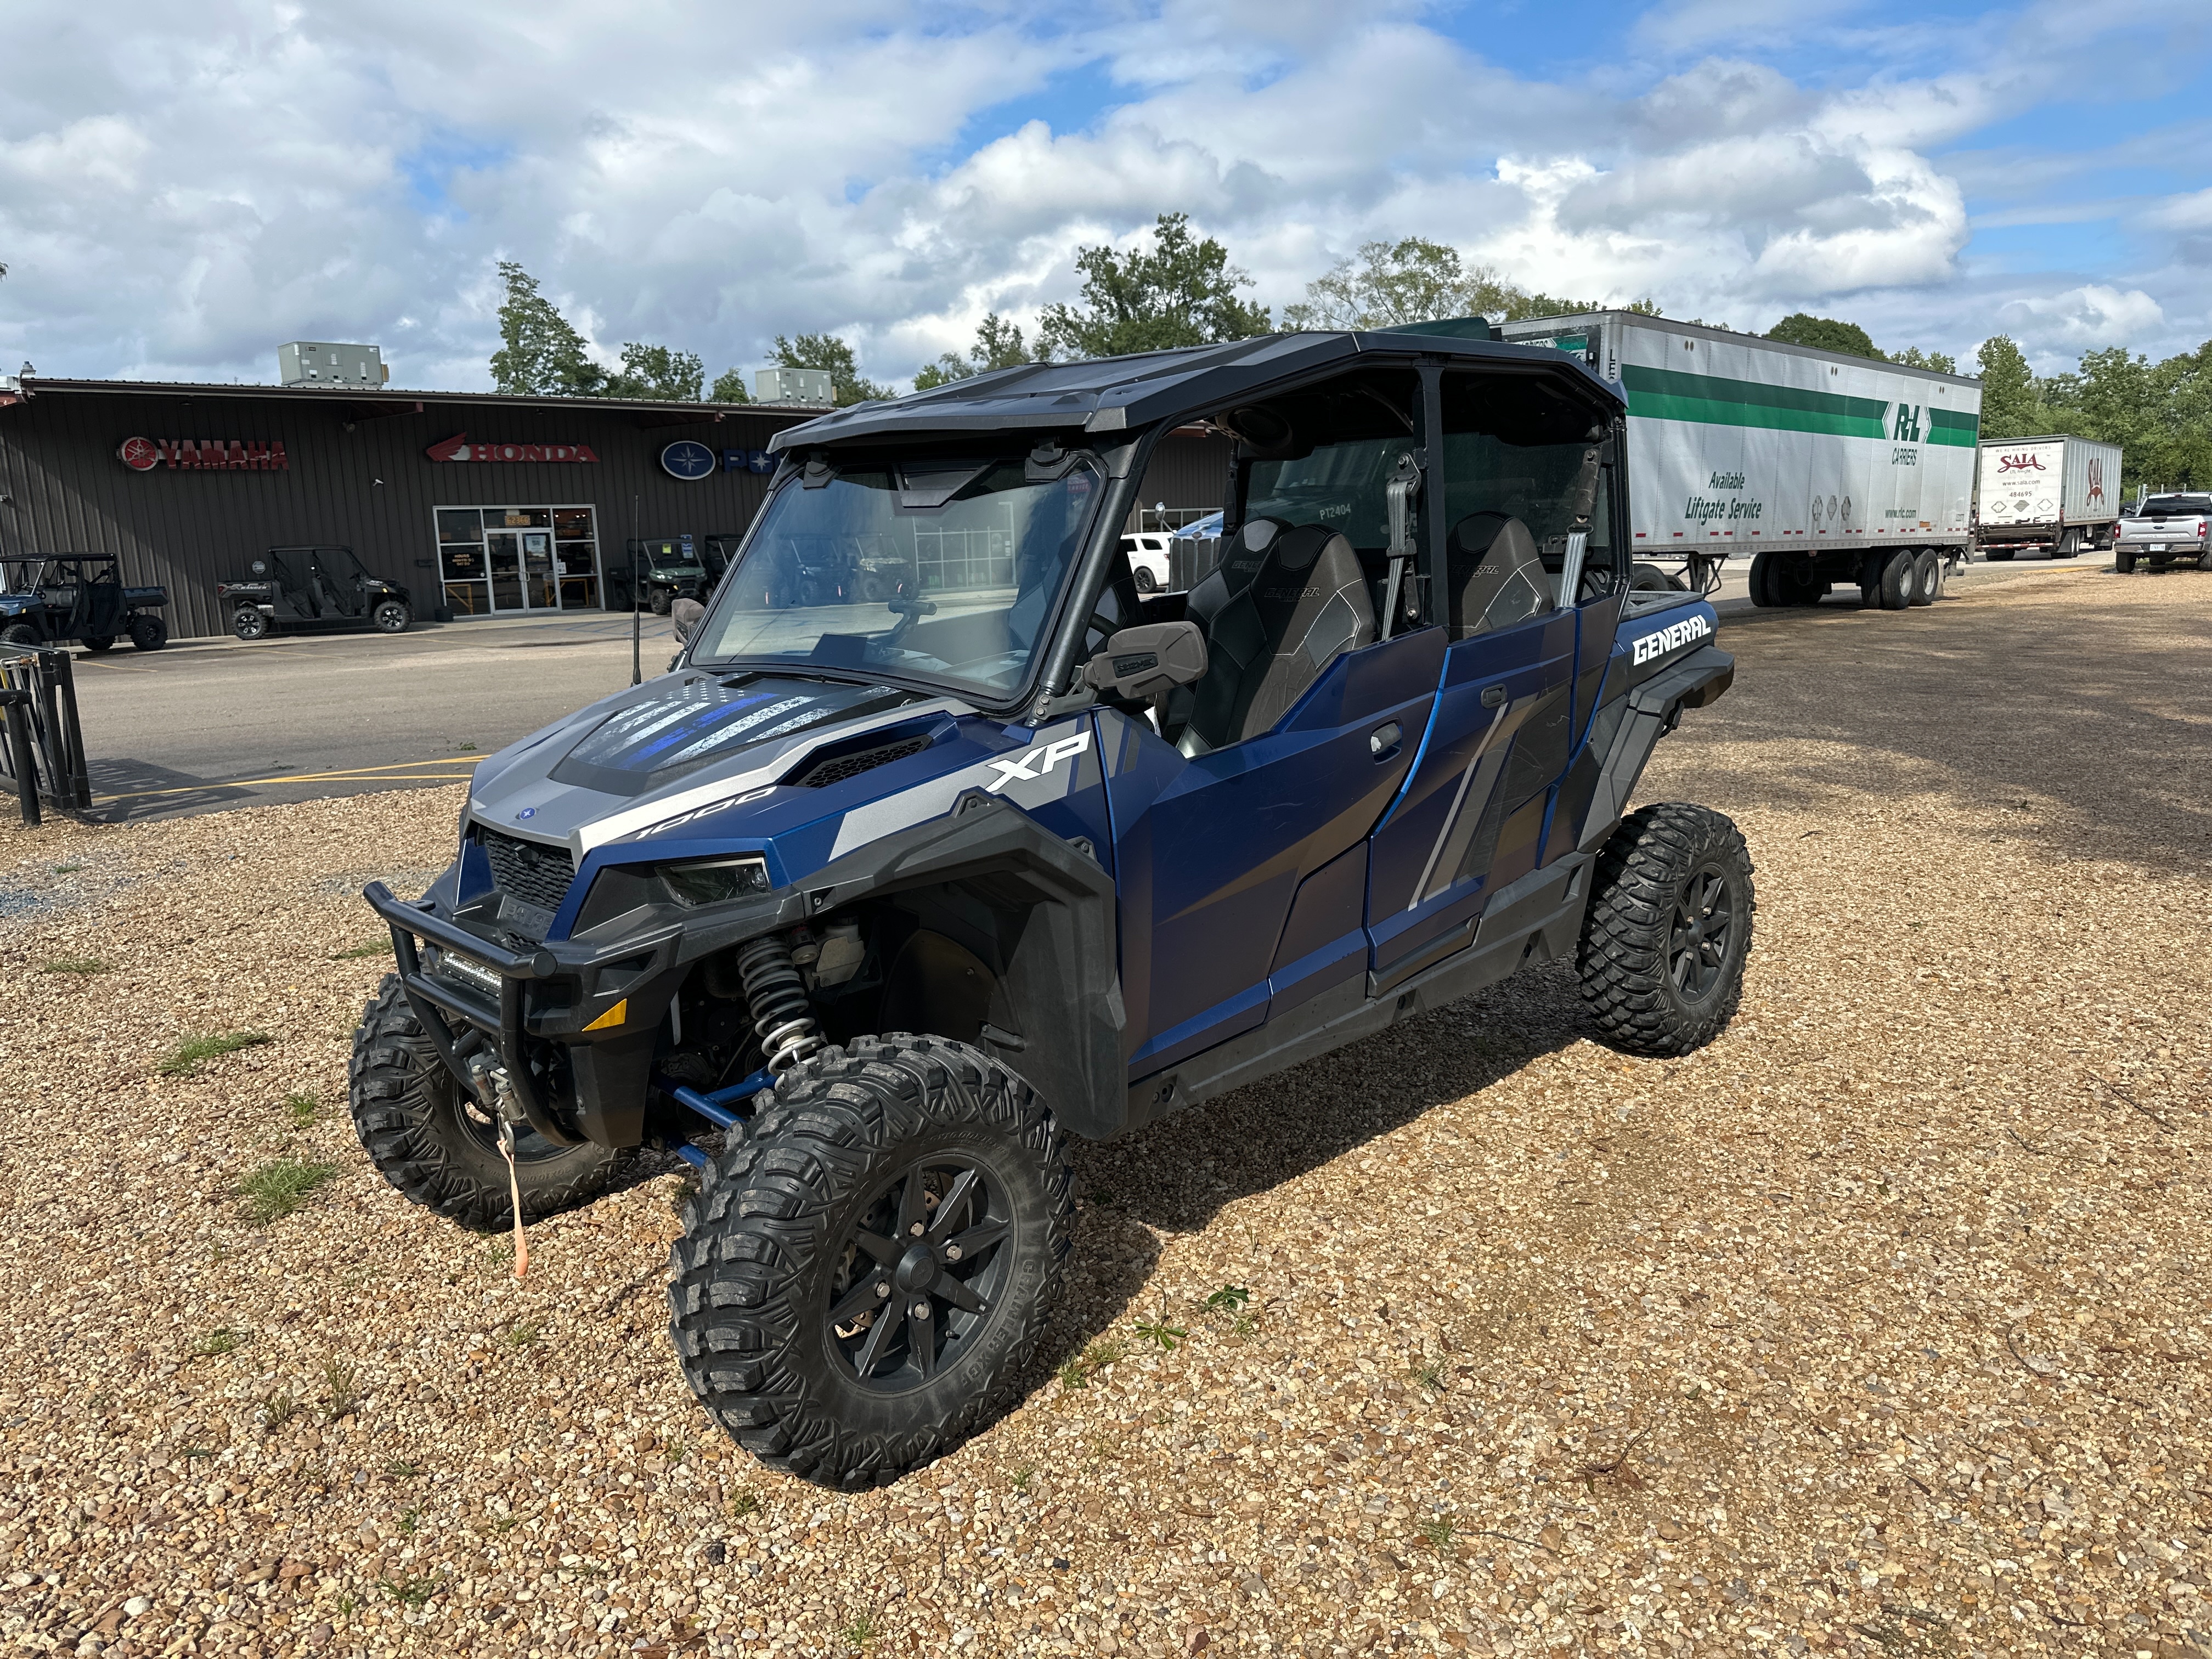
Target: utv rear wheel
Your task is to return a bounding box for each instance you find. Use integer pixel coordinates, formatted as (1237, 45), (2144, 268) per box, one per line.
(669, 1034), (1074, 1488)
(1578, 803), (1755, 1058)
(231, 607), (269, 641)
(372, 598), (412, 633)
(128, 614), (168, 651)
(348, 974), (635, 1231)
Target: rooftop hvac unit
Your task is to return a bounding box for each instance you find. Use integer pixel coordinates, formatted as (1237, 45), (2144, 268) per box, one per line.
(753, 366), (835, 407)
(279, 342), (389, 387)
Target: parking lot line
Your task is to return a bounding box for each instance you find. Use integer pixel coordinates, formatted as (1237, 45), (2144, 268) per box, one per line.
(93, 755), (481, 804)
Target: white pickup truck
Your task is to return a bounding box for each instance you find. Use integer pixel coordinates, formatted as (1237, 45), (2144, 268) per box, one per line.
(2114, 493), (2212, 573)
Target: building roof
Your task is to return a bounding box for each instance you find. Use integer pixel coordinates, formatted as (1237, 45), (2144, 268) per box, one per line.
(0, 376), (826, 422)
(768, 328), (1624, 451)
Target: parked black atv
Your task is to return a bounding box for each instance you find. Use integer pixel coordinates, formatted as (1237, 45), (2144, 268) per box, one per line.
(0, 554), (170, 653)
(221, 546), (412, 640)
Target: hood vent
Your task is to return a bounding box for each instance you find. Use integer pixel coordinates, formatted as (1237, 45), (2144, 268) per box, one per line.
(478, 827), (577, 915)
(785, 733), (933, 789)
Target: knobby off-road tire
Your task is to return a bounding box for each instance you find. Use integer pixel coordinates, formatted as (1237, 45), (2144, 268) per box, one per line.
(348, 973), (635, 1231)
(1577, 803), (1756, 1058)
(669, 1034), (1075, 1488)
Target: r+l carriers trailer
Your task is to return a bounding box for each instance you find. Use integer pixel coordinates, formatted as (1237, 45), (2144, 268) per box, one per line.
(1972, 435), (2123, 561)
(1499, 311), (1983, 612)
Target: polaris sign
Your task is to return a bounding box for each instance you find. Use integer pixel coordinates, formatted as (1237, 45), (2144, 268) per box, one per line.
(659, 440), (718, 481)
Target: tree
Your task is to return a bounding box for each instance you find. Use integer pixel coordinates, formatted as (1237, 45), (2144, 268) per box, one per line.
(1891, 346), (1957, 374)
(490, 261), (604, 396)
(1765, 313), (1883, 361)
(913, 313), (1034, 391)
(605, 342), (704, 402)
(1036, 213), (1271, 360)
(1974, 335), (2042, 442)
(1282, 238), (1657, 331)
(708, 367), (752, 403)
(771, 332), (893, 406)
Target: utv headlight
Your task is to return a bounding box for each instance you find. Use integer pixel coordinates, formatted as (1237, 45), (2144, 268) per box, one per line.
(658, 855), (772, 907)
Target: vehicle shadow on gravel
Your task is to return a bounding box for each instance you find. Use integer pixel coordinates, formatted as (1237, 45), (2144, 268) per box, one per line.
(1037, 962), (1587, 1365)
(1691, 590), (2212, 873)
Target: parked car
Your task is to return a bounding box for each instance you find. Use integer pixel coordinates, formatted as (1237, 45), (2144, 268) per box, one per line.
(221, 546), (412, 639)
(0, 554), (170, 653)
(2114, 493), (2212, 573)
(1121, 529), (1174, 592)
(351, 324), (1750, 1488)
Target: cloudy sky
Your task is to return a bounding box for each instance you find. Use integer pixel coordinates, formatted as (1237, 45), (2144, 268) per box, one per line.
(2, 0), (2207, 393)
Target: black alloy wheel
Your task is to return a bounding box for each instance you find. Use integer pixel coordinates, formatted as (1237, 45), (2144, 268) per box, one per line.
(1666, 865), (1737, 1003)
(232, 607), (269, 641)
(826, 1157), (1015, 1389)
(372, 598), (412, 634)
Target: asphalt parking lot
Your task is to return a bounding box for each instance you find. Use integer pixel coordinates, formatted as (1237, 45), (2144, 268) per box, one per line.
(62, 553), (2110, 823)
(68, 610), (678, 822)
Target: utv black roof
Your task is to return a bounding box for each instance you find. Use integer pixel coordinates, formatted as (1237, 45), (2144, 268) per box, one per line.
(765, 324), (1626, 452)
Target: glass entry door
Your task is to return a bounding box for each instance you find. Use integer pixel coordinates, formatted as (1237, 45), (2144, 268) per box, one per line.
(485, 531), (526, 610)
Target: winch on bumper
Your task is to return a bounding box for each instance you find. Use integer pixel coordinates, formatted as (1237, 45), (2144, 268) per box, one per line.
(364, 860), (805, 1151)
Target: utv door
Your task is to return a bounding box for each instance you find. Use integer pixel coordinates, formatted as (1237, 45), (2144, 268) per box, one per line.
(1103, 370), (1440, 1078)
(1365, 371), (1624, 990)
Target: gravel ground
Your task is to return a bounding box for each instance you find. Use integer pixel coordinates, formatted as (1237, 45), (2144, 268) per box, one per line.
(2, 572), (2208, 1659)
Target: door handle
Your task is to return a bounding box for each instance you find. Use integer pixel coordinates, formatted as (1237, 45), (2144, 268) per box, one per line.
(1481, 684), (1508, 708)
(1369, 721), (1403, 760)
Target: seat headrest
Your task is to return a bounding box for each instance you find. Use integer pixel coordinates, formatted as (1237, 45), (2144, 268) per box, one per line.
(1269, 524), (1337, 573)
(1447, 512), (1553, 637)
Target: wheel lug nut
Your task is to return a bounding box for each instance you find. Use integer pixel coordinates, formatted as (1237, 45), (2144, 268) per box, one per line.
(911, 1301), (931, 1321)
(909, 1222), (926, 1237)
(944, 1244), (961, 1262)
(876, 1282), (890, 1299)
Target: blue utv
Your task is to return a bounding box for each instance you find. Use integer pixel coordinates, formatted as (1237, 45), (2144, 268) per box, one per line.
(351, 323), (1751, 1487)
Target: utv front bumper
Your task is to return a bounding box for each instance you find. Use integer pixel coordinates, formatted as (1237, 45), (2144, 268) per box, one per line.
(365, 878), (697, 1149)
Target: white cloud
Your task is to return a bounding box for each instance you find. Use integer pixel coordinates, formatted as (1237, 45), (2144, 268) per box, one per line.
(0, 0), (2204, 392)
(1998, 284), (2167, 349)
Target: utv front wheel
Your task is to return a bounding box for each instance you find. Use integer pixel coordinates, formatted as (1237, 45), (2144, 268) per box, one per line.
(669, 1034), (1074, 1487)
(348, 974), (635, 1230)
(1577, 803), (1755, 1057)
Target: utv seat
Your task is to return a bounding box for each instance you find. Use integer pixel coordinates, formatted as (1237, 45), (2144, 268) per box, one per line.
(1177, 518), (1378, 756)
(1446, 512), (1554, 639)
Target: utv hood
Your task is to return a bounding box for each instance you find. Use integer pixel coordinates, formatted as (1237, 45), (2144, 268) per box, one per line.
(466, 673), (949, 853)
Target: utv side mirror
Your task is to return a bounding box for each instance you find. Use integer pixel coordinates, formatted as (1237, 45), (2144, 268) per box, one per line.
(1082, 621), (1207, 702)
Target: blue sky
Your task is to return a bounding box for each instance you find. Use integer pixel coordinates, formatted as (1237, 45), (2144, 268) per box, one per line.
(1, 0), (2206, 391)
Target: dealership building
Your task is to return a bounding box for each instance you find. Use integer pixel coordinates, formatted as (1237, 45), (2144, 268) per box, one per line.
(0, 372), (827, 640)
(0, 364), (1234, 642)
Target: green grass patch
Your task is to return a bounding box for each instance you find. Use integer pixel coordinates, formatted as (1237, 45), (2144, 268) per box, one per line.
(160, 1029), (272, 1077)
(194, 1329), (239, 1358)
(329, 939), (391, 961)
(236, 1157), (338, 1225)
(52, 864), (86, 875)
(282, 1090), (319, 1128)
(41, 957), (107, 975)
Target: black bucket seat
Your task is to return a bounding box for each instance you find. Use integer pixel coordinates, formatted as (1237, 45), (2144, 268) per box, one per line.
(1444, 513), (1554, 639)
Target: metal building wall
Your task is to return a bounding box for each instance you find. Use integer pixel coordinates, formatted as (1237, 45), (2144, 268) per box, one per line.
(0, 387), (811, 641)
(1131, 429), (1233, 521)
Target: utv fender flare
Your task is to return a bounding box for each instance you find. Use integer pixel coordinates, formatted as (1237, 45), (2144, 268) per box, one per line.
(795, 793), (1128, 1141)
(1577, 645), (1735, 855)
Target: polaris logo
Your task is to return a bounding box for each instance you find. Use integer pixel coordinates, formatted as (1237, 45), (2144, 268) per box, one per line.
(984, 730), (1091, 794)
(1632, 613), (1712, 665)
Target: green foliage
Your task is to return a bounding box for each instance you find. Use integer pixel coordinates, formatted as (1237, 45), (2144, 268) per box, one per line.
(1283, 236), (1655, 331)
(1132, 1313), (1188, 1352)
(729, 1487), (760, 1519)
(195, 1328), (239, 1357)
(329, 939), (389, 961)
(2038, 337), (2212, 492)
(160, 1029), (272, 1076)
(1058, 1336), (1126, 1390)
(283, 1090), (319, 1128)
(1890, 345), (1958, 375)
(504, 1319), (543, 1348)
(1204, 1284), (1252, 1312)
(236, 1157), (338, 1224)
(41, 957), (106, 974)
(490, 262), (603, 396)
(1975, 335), (2041, 441)
(708, 366), (752, 403)
(604, 342), (704, 402)
(913, 313), (1035, 391)
(843, 1613), (878, 1647)
(1419, 1515), (1458, 1553)
(257, 1390), (297, 1432)
(1038, 213), (1271, 360)
(322, 1352), (360, 1420)
(1765, 312), (1883, 361)
(770, 332), (893, 405)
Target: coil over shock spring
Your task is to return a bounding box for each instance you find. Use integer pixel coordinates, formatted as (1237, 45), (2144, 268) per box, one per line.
(735, 933), (825, 1072)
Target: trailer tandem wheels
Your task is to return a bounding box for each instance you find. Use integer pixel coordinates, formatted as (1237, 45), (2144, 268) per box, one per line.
(1500, 312), (1983, 612)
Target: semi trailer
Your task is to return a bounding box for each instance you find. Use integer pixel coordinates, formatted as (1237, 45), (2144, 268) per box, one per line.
(1499, 311), (1982, 611)
(1972, 435), (2123, 560)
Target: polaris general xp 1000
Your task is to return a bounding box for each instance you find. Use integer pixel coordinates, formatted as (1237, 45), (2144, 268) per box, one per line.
(352, 327), (1750, 1486)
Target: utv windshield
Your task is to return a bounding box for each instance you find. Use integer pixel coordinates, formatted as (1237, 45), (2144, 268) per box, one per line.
(689, 452), (1103, 699)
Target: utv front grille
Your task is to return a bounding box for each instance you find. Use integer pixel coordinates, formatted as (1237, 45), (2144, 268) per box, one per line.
(478, 827), (576, 914)
(785, 733), (932, 788)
